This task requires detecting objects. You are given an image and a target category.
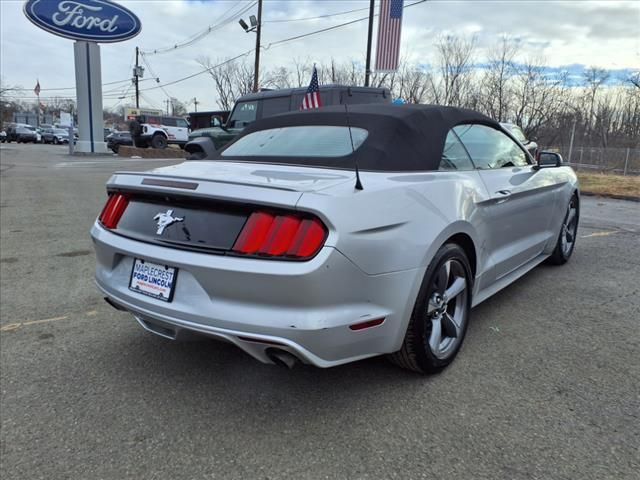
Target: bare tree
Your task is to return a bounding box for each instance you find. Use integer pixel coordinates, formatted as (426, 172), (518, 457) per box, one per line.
(481, 37), (516, 121)
(170, 97), (187, 116)
(196, 56), (257, 110)
(433, 35), (476, 106)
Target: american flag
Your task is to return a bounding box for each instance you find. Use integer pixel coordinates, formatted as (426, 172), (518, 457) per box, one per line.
(375, 0), (404, 72)
(34, 80), (41, 96)
(301, 66), (322, 110)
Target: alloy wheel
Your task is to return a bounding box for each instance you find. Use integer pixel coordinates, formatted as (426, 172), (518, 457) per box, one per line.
(561, 198), (578, 257)
(426, 259), (468, 360)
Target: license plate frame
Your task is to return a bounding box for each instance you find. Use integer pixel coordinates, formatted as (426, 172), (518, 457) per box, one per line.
(128, 258), (178, 303)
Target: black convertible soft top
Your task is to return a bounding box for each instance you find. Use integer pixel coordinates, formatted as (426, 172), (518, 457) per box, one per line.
(217, 103), (500, 171)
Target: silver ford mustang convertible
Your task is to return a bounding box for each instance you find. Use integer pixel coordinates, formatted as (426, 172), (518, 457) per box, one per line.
(91, 104), (579, 373)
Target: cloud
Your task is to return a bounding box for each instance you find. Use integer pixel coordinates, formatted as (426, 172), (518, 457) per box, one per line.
(1, 0), (638, 112)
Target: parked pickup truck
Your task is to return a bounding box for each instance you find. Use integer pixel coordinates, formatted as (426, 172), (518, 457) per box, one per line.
(184, 84), (391, 160)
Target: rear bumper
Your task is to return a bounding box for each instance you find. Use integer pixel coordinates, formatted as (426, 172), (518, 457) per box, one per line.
(91, 223), (422, 367)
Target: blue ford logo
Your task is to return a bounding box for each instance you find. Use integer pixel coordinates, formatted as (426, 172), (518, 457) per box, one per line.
(23, 0), (141, 43)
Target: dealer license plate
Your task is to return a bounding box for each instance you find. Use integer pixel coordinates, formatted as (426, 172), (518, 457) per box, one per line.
(129, 258), (177, 302)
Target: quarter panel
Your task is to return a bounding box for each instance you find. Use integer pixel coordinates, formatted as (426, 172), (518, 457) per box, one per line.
(297, 170), (491, 277)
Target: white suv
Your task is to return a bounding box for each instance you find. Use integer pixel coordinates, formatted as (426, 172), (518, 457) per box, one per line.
(130, 115), (190, 149)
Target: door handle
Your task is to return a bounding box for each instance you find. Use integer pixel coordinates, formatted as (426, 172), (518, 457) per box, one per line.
(495, 189), (511, 204)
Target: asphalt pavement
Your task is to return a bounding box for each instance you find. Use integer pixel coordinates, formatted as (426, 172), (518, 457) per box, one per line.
(1, 143), (639, 479)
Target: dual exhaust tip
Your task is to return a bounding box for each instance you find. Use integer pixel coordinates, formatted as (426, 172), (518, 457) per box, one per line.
(105, 297), (301, 369)
(265, 348), (300, 369)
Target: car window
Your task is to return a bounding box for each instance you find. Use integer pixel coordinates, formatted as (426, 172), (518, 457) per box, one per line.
(54, 129), (67, 134)
(227, 101), (258, 128)
(261, 97), (291, 118)
(439, 130), (475, 171)
(176, 118), (189, 128)
(221, 126), (368, 157)
(454, 124), (529, 169)
(162, 117), (177, 127)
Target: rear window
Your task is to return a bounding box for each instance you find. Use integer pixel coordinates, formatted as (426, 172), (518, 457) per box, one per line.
(221, 126), (368, 158)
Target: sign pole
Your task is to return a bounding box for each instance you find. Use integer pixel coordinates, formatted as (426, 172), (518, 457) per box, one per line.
(74, 41), (107, 153)
(23, 0), (141, 155)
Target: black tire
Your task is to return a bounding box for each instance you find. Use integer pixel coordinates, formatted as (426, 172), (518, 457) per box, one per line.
(151, 134), (168, 149)
(111, 144), (119, 153)
(186, 149), (207, 160)
(547, 194), (579, 265)
(389, 243), (473, 374)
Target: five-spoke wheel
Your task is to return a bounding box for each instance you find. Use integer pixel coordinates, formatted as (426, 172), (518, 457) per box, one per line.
(549, 194), (579, 265)
(390, 243), (472, 373)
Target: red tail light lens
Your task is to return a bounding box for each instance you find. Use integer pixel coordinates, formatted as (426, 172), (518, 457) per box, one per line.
(233, 211), (327, 259)
(99, 193), (129, 229)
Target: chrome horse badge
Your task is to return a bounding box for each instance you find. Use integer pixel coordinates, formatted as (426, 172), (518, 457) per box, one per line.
(153, 209), (184, 235)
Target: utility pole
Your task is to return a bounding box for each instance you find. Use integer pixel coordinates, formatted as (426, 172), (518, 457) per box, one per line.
(164, 99), (170, 116)
(192, 97), (199, 112)
(364, 0), (375, 87)
(253, 0), (262, 92)
(135, 47), (140, 108)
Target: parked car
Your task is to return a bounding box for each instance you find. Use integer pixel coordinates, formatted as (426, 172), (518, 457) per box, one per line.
(41, 128), (70, 144)
(128, 115), (190, 149)
(92, 104), (579, 373)
(106, 131), (133, 153)
(501, 123), (538, 159)
(5, 124), (33, 143)
(0, 130), (6, 143)
(185, 84), (391, 160)
(7, 125), (38, 143)
(23, 126), (42, 143)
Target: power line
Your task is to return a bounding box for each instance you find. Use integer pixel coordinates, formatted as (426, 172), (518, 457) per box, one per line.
(136, 0), (427, 94)
(141, 1), (257, 55)
(38, 78), (131, 92)
(264, 5), (371, 23)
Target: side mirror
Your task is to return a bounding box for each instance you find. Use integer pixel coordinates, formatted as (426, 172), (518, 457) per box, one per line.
(536, 151), (563, 169)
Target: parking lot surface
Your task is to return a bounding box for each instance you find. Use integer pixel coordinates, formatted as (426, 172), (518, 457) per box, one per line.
(1, 143), (639, 479)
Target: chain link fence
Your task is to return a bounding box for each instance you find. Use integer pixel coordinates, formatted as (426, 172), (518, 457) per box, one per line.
(551, 146), (640, 176)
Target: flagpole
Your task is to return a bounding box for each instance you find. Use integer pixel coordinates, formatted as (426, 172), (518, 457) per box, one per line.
(364, 0), (375, 87)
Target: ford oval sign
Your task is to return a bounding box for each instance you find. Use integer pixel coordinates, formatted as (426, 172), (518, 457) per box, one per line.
(23, 0), (141, 43)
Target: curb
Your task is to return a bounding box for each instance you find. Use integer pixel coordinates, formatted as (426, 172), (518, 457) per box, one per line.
(581, 191), (640, 203)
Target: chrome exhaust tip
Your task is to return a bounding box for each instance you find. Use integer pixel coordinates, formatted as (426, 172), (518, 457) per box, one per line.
(265, 348), (299, 369)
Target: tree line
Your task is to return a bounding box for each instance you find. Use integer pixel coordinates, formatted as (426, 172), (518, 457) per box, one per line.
(198, 36), (639, 150)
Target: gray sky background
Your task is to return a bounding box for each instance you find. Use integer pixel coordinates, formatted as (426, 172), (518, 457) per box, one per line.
(1, 0), (639, 112)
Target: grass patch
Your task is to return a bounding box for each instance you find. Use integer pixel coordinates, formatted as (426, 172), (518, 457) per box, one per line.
(577, 172), (640, 199)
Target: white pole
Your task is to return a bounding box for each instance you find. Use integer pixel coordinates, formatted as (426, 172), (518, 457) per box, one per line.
(567, 119), (576, 164)
(623, 148), (630, 176)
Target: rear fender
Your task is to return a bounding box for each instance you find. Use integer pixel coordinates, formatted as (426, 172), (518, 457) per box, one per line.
(184, 137), (217, 159)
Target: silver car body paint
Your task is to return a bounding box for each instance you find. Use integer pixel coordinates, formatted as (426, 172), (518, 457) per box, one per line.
(91, 160), (578, 367)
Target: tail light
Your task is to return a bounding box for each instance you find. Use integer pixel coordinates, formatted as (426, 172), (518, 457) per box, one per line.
(232, 211), (327, 259)
(99, 193), (129, 229)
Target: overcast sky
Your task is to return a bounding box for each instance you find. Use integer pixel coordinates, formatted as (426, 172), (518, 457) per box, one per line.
(1, 0), (639, 112)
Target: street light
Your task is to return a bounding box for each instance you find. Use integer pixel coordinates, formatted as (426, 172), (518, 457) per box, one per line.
(238, 0), (262, 92)
(238, 15), (258, 33)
